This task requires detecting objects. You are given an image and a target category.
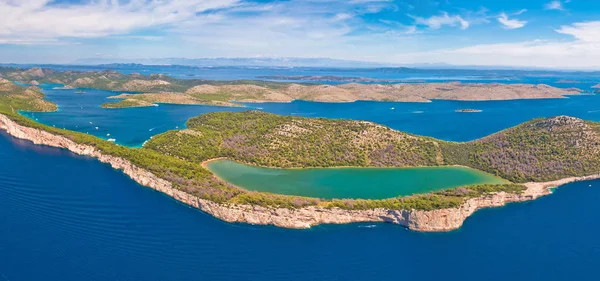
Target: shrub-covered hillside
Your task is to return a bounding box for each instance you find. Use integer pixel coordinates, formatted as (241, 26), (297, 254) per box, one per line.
(0, 78), (56, 112)
(145, 111), (445, 168)
(442, 116), (600, 182)
(147, 111), (600, 184)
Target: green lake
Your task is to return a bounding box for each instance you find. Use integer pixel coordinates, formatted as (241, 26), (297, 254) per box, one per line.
(205, 160), (509, 200)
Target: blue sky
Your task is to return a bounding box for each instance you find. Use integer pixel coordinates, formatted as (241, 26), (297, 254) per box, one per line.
(1, 0), (599, 68)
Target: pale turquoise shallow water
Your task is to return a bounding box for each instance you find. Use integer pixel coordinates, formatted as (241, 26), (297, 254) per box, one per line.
(206, 160), (507, 199)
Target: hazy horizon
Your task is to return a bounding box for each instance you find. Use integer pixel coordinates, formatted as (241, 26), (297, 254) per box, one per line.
(1, 0), (599, 69)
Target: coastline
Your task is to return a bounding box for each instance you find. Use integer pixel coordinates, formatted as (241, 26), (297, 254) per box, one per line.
(1, 112), (598, 232)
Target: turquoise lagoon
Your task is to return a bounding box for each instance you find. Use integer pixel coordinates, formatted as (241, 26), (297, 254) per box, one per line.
(206, 160), (507, 199)
(2, 129), (600, 281)
(3, 66), (600, 280)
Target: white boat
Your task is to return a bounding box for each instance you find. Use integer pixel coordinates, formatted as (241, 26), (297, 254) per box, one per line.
(107, 138), (116, 142)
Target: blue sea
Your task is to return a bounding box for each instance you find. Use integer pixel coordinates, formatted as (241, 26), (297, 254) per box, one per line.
(19, 81), (600, 146)
(2, 65), (600, 280)
(2, 130), (600, 281)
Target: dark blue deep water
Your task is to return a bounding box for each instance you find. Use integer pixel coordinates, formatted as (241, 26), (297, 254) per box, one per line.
(3, 66), (600, 280)
(2, 130), (600, 281)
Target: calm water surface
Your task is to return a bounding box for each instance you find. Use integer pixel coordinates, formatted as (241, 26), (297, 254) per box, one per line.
(2, 130), (600, 281)
(19, 83), (600, 146)
(206, 160), (507, 199)
(3, 66), (600, 280)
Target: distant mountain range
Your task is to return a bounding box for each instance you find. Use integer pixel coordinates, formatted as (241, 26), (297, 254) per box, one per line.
(72, 57), (394, 68)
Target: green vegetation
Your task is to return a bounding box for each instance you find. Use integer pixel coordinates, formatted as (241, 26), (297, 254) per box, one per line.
(0, 67), (581, 107)
(0, 78), (594, 212)
(0, 67), (296, 93)
(0, 79), (57, 113)
(147, 111), (600, 185)
(324, 184), (526, 211)
(146, 111), (443, 168)
(0, 79), (240, 203)
(101, 99), (153, 108)
(100, 93), (243, 108)
(441, 116), (600, 182)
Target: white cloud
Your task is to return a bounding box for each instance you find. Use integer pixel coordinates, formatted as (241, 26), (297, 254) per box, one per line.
(410, 12), (469, 30)
(514, 9), (527, 15)
(386, 21), (600, 69)
(0, 0), (239, 44)
(497, 13), (527, 29)
(386, 40), (600, 69)
(160, 0), (409, 60)
(555, 21), (600, 42)
(545, 1), (564, 11)
(4, 0), (598, 69)
(333, 13), (353, 21)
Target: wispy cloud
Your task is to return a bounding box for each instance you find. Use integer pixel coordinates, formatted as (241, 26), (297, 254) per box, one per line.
(410, 12), (469, 30)
(164, 0), (406, 59)
(1, 0), (596, 69)
(0, 0), (240, 44)
(555, 21), (600, 42)
(497, 13), (527, 29)
(514, 9), (528, 15)
(545, 1), (565, 11)
(389, 20), (600, 68)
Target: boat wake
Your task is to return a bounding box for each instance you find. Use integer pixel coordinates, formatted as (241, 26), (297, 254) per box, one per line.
(359, 225), (377, 228)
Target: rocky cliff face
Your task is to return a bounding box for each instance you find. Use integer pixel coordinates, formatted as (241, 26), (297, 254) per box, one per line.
(0, 113), (591, 232)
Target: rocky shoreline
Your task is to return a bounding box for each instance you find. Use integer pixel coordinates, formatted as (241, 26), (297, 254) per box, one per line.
(1, 113), (598, 232)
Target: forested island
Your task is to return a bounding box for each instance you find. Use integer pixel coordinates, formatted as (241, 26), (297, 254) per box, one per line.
(0, 67), (581, 108)
(1, 77), (599, 231)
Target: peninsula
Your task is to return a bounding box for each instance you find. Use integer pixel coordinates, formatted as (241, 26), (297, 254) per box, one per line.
(102, 93), (242, 108)
(0, 67), (581, 108)
(1, 79), (598, 231)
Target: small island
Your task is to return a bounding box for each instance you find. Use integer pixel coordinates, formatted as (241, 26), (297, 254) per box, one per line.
(101, 98), (155, 108)
(2, 76), (600, 232)
(101, 93), (243, 108)
(455, 109), (483, 113)
(0, 67), (583, 106)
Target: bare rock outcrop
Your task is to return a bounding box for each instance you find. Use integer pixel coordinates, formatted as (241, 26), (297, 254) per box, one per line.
(121, 79), (171, 91)
(0, 113), (595, 232)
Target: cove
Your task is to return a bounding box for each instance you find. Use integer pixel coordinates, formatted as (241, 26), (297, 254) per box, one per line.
(205, 160), (508, 199)
(16, 75), (600, 148)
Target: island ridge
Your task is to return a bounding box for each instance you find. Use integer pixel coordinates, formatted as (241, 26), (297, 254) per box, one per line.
(0, 67), (582, 108)
(1, 77), (599, 231)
